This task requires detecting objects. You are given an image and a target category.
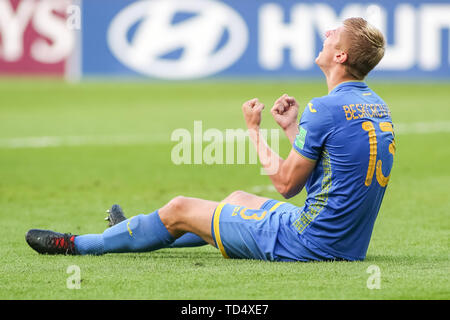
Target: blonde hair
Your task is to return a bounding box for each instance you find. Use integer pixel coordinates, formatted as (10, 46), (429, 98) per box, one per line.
(341, 17), (385, 80)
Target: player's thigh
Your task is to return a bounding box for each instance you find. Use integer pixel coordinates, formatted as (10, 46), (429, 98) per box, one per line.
(215, 202), (313, 261)
(222, 190), (270, 209)
(159, 196), (218, 245)
(213, 202), (284, 260)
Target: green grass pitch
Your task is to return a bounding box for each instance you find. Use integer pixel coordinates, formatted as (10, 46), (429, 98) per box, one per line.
(0, 78), (449, 299)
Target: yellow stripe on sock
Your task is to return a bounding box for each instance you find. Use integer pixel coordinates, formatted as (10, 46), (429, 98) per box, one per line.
(213, 203), (229, 259)
(127, 220), (133, 236)
(126, 216), (136, 237)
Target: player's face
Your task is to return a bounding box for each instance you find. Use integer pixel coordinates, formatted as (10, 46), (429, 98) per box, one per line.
(315, 26), (345, 69)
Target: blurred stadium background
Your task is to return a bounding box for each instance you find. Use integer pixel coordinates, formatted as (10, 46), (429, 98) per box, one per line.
(0, 0), (449, 299)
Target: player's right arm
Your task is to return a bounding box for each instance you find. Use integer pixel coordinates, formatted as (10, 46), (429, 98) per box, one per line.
(271, 94), (300, 144)
(242, 98), (315, 199)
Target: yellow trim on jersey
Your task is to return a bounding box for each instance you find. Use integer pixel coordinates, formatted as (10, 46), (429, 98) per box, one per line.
(213, 203), (229, 259)
(292, 149), (332, 234)
(268, 201), (286, 212)
(292, 147), (317, 162)
(329, 80), (364, 93)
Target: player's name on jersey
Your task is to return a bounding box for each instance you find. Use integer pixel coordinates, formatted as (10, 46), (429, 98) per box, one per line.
(342, 103), (391, 121)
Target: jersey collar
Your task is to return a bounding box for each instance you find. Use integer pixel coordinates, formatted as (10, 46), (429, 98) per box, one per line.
(329, 80), (368, 95)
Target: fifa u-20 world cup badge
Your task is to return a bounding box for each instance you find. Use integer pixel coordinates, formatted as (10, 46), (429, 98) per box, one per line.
(295, 127), (307, 150)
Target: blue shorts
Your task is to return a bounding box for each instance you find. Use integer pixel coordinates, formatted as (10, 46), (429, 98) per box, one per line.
(211, 199), (335, 262)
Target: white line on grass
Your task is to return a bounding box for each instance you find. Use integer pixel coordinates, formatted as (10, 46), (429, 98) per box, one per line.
(0, 121), (449, 149)
(0, 134), (167, 149)
(249, 185), (277, 193)
(394, 121), (450, 135)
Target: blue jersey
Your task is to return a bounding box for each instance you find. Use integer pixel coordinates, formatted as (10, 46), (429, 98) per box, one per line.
(292, 81), (395, 260)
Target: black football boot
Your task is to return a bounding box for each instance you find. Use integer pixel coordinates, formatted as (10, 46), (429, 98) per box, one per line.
(104, 204), (127, 227)
(25, 229), (78, 255)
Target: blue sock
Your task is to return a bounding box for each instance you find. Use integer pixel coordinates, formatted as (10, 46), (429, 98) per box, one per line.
(74, 210), (175, 255)
(169, 233), (207, 248)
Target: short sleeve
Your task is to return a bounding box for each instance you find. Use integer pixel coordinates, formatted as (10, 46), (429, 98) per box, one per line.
(293, 99), (334, 161)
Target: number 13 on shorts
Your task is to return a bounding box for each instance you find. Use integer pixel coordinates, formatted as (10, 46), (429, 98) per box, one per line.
(232, 206), (268, 221)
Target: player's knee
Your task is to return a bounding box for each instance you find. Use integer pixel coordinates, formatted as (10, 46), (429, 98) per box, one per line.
(166, 196), (188, 213)
(162, 196), (192, 224)
(159, 196), (191, 235)
(223, 190), (247, 203)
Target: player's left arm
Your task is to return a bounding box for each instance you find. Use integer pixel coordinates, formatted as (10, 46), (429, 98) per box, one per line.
(242, 98), (316, 199)
(270, 148), (316, 198)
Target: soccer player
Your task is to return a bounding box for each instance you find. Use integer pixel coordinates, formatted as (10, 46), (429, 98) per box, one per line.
(26, 17), (394, 262)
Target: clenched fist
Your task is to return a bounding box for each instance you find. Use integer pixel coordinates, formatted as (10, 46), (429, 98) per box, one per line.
(242, 98), (265, 130)
(271, 94), (299, 130)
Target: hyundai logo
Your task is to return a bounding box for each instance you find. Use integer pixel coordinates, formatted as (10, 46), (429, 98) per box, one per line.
(107, 0), (249, 79)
